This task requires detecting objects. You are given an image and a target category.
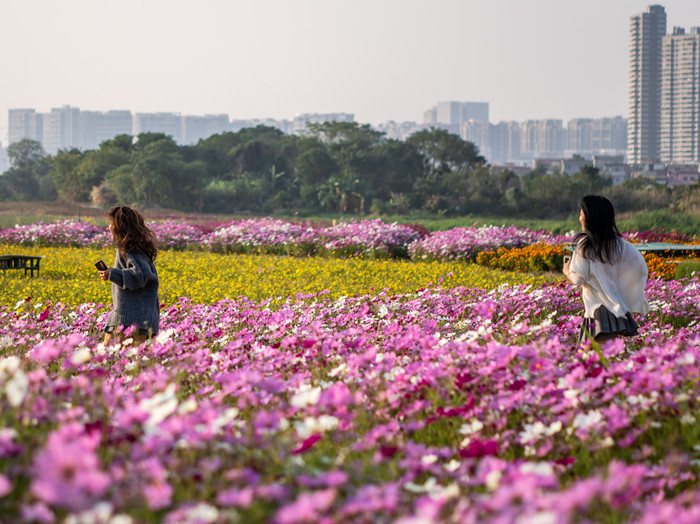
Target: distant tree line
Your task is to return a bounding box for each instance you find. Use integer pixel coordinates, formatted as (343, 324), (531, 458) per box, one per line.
(1, 123), (697, 219)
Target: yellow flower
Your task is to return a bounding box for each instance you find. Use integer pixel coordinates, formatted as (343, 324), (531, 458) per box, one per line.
(0, 244), (558, 307)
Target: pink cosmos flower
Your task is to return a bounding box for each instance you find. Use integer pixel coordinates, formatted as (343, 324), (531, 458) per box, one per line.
(475, 300), (498, 320)
(29, 339), (63, 364)
(318, 382), (354, 409)
(297, 470), (348, 488)
(30, 423), (110, 512)
(139, 457), (173, 510)
(143, 482), (174, 510)
(340, 483), (400, 516)
(20, 502), (54, 523)
(217, 486), (255, 508)
(0, 474), (11, 497)
(275, 488), (336, 524)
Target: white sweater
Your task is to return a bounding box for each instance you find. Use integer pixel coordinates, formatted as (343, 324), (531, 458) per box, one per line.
(568, 238), (650, 318)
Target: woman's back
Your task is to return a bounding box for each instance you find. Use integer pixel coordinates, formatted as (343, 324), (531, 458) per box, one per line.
(571, 238), (649, 317)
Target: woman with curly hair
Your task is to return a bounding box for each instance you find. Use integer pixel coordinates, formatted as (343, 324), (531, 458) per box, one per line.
(563, 195), (649, 344)
(97, 205), (160, 345)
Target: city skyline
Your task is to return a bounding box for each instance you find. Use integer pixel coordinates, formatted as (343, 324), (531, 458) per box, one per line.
(4, 104), (628, 169)
(1, 1), (699, 145)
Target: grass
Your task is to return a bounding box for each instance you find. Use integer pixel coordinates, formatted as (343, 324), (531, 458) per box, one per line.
(617, 209), (700, 238)
(676, 260), (700, 279)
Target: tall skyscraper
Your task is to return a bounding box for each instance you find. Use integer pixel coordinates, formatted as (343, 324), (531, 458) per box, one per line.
(181, 114), (230, 144)
(0, 144), (9, 172)
(567, 117), (628, 155)
(627, 5), (667, 163)
(660, 27), (700, 163)
(41, 105), (80, 154)
(521, 120), (565, 157)
(8, 109), (43, 145)
(133, 112), (183, 143)
(461, 120), (492, 159)
(79, 110), (133, 150)
(423, 101), (489, 135)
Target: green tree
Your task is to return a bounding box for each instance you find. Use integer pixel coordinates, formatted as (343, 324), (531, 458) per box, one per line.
(406, 128), (485, 174)
(0, 139), (54, 201)
(50, 149), (88, 201)
(306, 122), (384, 211)
(306, 122), (384, 148)
(373, 140), (423, 199)
(7, 139), (46, 169)
(295, 147), (338, 203)
(102, 134), (206, 209)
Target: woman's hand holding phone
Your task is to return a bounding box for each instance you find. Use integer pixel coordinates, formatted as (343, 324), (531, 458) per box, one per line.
(95, 260), (110, 281)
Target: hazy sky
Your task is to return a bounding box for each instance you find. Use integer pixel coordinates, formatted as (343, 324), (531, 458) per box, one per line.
(2, 0), (699, 143)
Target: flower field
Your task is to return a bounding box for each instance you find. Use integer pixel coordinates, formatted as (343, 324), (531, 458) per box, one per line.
(473, 244), (700, 280)
(1, 220), (700, 523)
(0, 219), (566, 261)
(0, 245), (557, 306)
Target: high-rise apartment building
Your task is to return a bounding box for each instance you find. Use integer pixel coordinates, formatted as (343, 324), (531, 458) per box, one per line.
(42, 105), (80, 154)
(461, 120), (492, 159)
(0, 144), (9, 172)
(521, 120), (566, 157)
(181, 114), (230, 144)
(133, 112), (183, 143)
(660, 27), (700, 163)
(80, 110), (133, 150)
(627, 5), (667, 163)
(567, 117), (628, 155)
(494, 121), (522, 164)
(423, 101), (489, 135)
(8, 109), (43, 145)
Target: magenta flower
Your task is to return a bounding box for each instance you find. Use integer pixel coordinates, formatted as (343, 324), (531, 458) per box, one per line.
(30, 423), (110, 512)
(292, 433), (322, 455)
(460, 439), (499, 458)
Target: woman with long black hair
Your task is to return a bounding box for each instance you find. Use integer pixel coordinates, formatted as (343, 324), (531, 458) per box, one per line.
(97, 205), (160, 345)
(563, 195), (649, 343)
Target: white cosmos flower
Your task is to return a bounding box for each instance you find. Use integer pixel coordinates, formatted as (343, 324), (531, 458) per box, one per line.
(294, 415), (338, 439)
(459, 419), (484, 435)
(139, 383), (178, 428)
(69, 347), (91, 365)
(0, 357), (20, 376)
(290, 386), (322, 408)
(5, 370), (28, 407)
(572, 410), (603, 430)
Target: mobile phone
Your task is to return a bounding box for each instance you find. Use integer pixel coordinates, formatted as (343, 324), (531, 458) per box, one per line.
(95, 260), (108, 271)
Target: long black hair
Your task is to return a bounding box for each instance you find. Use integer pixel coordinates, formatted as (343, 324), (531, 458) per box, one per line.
(575, 195), (622, 264)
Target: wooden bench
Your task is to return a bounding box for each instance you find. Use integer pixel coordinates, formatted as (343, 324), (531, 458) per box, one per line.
(0, 255), (42, 277)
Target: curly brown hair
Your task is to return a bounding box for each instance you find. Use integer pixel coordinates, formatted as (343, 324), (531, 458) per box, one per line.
(107, 206), (158, 261)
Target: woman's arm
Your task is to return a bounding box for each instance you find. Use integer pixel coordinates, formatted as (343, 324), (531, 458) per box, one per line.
(564, 249), (588, 287)
(562, 259), (576, 284)
(108, 253), (156, 290)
